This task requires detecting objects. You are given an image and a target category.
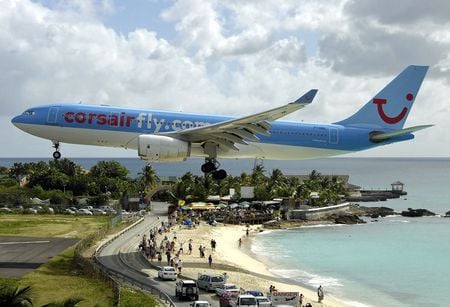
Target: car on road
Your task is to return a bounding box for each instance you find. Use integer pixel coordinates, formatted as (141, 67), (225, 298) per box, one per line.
(215, 283), (240, 297)
(255, 296), (271, 306)
(245, 290), (264, 297)
(175, 280), (199, 301)
(230, 294), (258, 307)
(219, 292), (239, 307)
(190, 301), (211, 307)
(158, 266), (177, 280)
(197, 273), (226, 291)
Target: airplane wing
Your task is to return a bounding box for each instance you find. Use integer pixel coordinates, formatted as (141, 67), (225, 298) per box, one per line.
(162, 89), (318, 151)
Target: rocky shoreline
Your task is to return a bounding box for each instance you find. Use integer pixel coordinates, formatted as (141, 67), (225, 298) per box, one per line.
(265, 204), (438, 229)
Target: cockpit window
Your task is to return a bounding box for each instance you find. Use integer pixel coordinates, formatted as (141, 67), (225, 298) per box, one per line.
(22, 110), (36, 116)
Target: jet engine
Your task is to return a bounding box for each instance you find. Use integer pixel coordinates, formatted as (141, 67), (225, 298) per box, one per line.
(138, 135), (191, 162)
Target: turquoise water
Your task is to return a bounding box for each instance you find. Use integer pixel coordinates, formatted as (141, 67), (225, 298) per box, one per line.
(246, 158), (450, 307)
(252, 217), (450, 306)
(1, 157), (449, 305)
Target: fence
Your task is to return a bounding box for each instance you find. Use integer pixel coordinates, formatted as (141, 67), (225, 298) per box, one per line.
(73, 214), (176, 306)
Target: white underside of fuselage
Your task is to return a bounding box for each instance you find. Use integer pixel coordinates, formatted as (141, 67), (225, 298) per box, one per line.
(15, 123), (350, 160)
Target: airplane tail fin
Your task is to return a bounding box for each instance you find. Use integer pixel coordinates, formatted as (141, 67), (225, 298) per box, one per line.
(335, 65), (429, 130)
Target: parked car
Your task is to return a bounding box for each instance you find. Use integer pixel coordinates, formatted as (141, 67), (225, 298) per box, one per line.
(65, 208), (76, 214)
(230, 294), (258, 307)
(158, 266), (177, 280)
(77, 208), (93, 215)
(245, 290), (264, 297)
(190, 301), (211, 307)
(92, 208), (107, 215)
(175, 280), (199, 301)
(12, 205), (24, 212)
(0, 206), (11, 213)
(255, 296), (271, 306)
(197, 273), (226, 291)
(105, 208), (117, 215)
(216, 283), (240, 297)
(24, 208), (38, 214)
(219, 292), (239, 307)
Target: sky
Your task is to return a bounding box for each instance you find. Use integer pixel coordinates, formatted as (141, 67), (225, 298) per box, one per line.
(1, 0), (449, 158)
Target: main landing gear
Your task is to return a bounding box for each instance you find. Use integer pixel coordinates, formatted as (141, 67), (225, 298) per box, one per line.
(52, 141), (61, 160)
(201, 158), (227, 180)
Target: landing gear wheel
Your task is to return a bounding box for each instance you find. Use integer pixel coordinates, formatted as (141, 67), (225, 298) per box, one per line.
(52, 141), (61, 160)
(53, 151), (61, 160)
(212, 169), (227, 180)
(201, 161), (217, 173)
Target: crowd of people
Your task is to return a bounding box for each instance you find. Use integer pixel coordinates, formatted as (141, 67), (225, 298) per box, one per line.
(138, 218), (218, 275)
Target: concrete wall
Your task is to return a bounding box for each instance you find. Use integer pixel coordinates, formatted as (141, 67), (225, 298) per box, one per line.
(289, 202), (351, 220)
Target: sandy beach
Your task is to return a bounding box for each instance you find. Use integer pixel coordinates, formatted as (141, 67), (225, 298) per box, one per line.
(147, 221), (348, 307)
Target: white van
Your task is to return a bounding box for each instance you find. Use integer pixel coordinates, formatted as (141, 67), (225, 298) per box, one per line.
(197, 273), (226, 291)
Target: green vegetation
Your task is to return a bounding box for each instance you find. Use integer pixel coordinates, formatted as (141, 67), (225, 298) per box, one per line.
(0, 215), (110, 238)
(0, 215), (115, 306)
(120, 288), (158, 307)
(20, 246), (115, 307)
(171, 166), (347, 206)
(0, 159), (155, 209)
(0, 246), (114, 306)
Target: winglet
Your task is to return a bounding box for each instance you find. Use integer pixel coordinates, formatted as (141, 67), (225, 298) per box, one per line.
(294, 89), (318, 104)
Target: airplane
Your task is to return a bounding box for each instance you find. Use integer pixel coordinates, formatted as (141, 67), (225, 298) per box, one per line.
(12, 65), (432, 180)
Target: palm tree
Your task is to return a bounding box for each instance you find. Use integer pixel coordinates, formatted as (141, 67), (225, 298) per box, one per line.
(0, 284), (33, 307)
(251, 165), (266, 185)
(139, 164), (159, 190)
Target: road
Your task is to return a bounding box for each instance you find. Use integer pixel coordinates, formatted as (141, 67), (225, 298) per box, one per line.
(97, 202), (221, 306)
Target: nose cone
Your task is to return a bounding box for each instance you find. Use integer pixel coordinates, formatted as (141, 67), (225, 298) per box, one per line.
(11, 114), (21, 126)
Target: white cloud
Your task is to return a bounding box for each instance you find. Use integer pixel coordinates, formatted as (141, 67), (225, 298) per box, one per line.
(0, 0), (448, 158)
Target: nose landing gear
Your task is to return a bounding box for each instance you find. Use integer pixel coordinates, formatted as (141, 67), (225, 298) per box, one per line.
(52, 141), (61, 160)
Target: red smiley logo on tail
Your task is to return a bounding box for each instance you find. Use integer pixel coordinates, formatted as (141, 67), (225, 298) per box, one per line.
(373, 93), (413, 124)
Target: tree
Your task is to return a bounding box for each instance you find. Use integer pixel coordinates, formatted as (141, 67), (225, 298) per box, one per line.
(0, 284), (33, 307)
(251, 165), (266, 185)
(88, 161), (131, 198)
(89, 161), (128, 180)
(138, 164), (159, 191)
(49, 158), (81, 177)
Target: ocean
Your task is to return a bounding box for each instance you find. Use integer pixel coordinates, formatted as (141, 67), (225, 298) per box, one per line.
(1, 157), (449, 306)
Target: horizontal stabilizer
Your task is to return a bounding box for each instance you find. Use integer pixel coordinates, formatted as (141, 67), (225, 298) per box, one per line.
(370, 125), (433, 142)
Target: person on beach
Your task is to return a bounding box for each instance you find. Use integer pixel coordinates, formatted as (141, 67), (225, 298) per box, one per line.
(178, 259), (182, 275)
(179, 241), (184, 254)
(317, 285), (324, 303)
(208, 254), (213, 267)
(299, 293), (304, 306)
(166, 250), (171, 265)
(238, 237), (242, 248)
(188, 240), (193, 254)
